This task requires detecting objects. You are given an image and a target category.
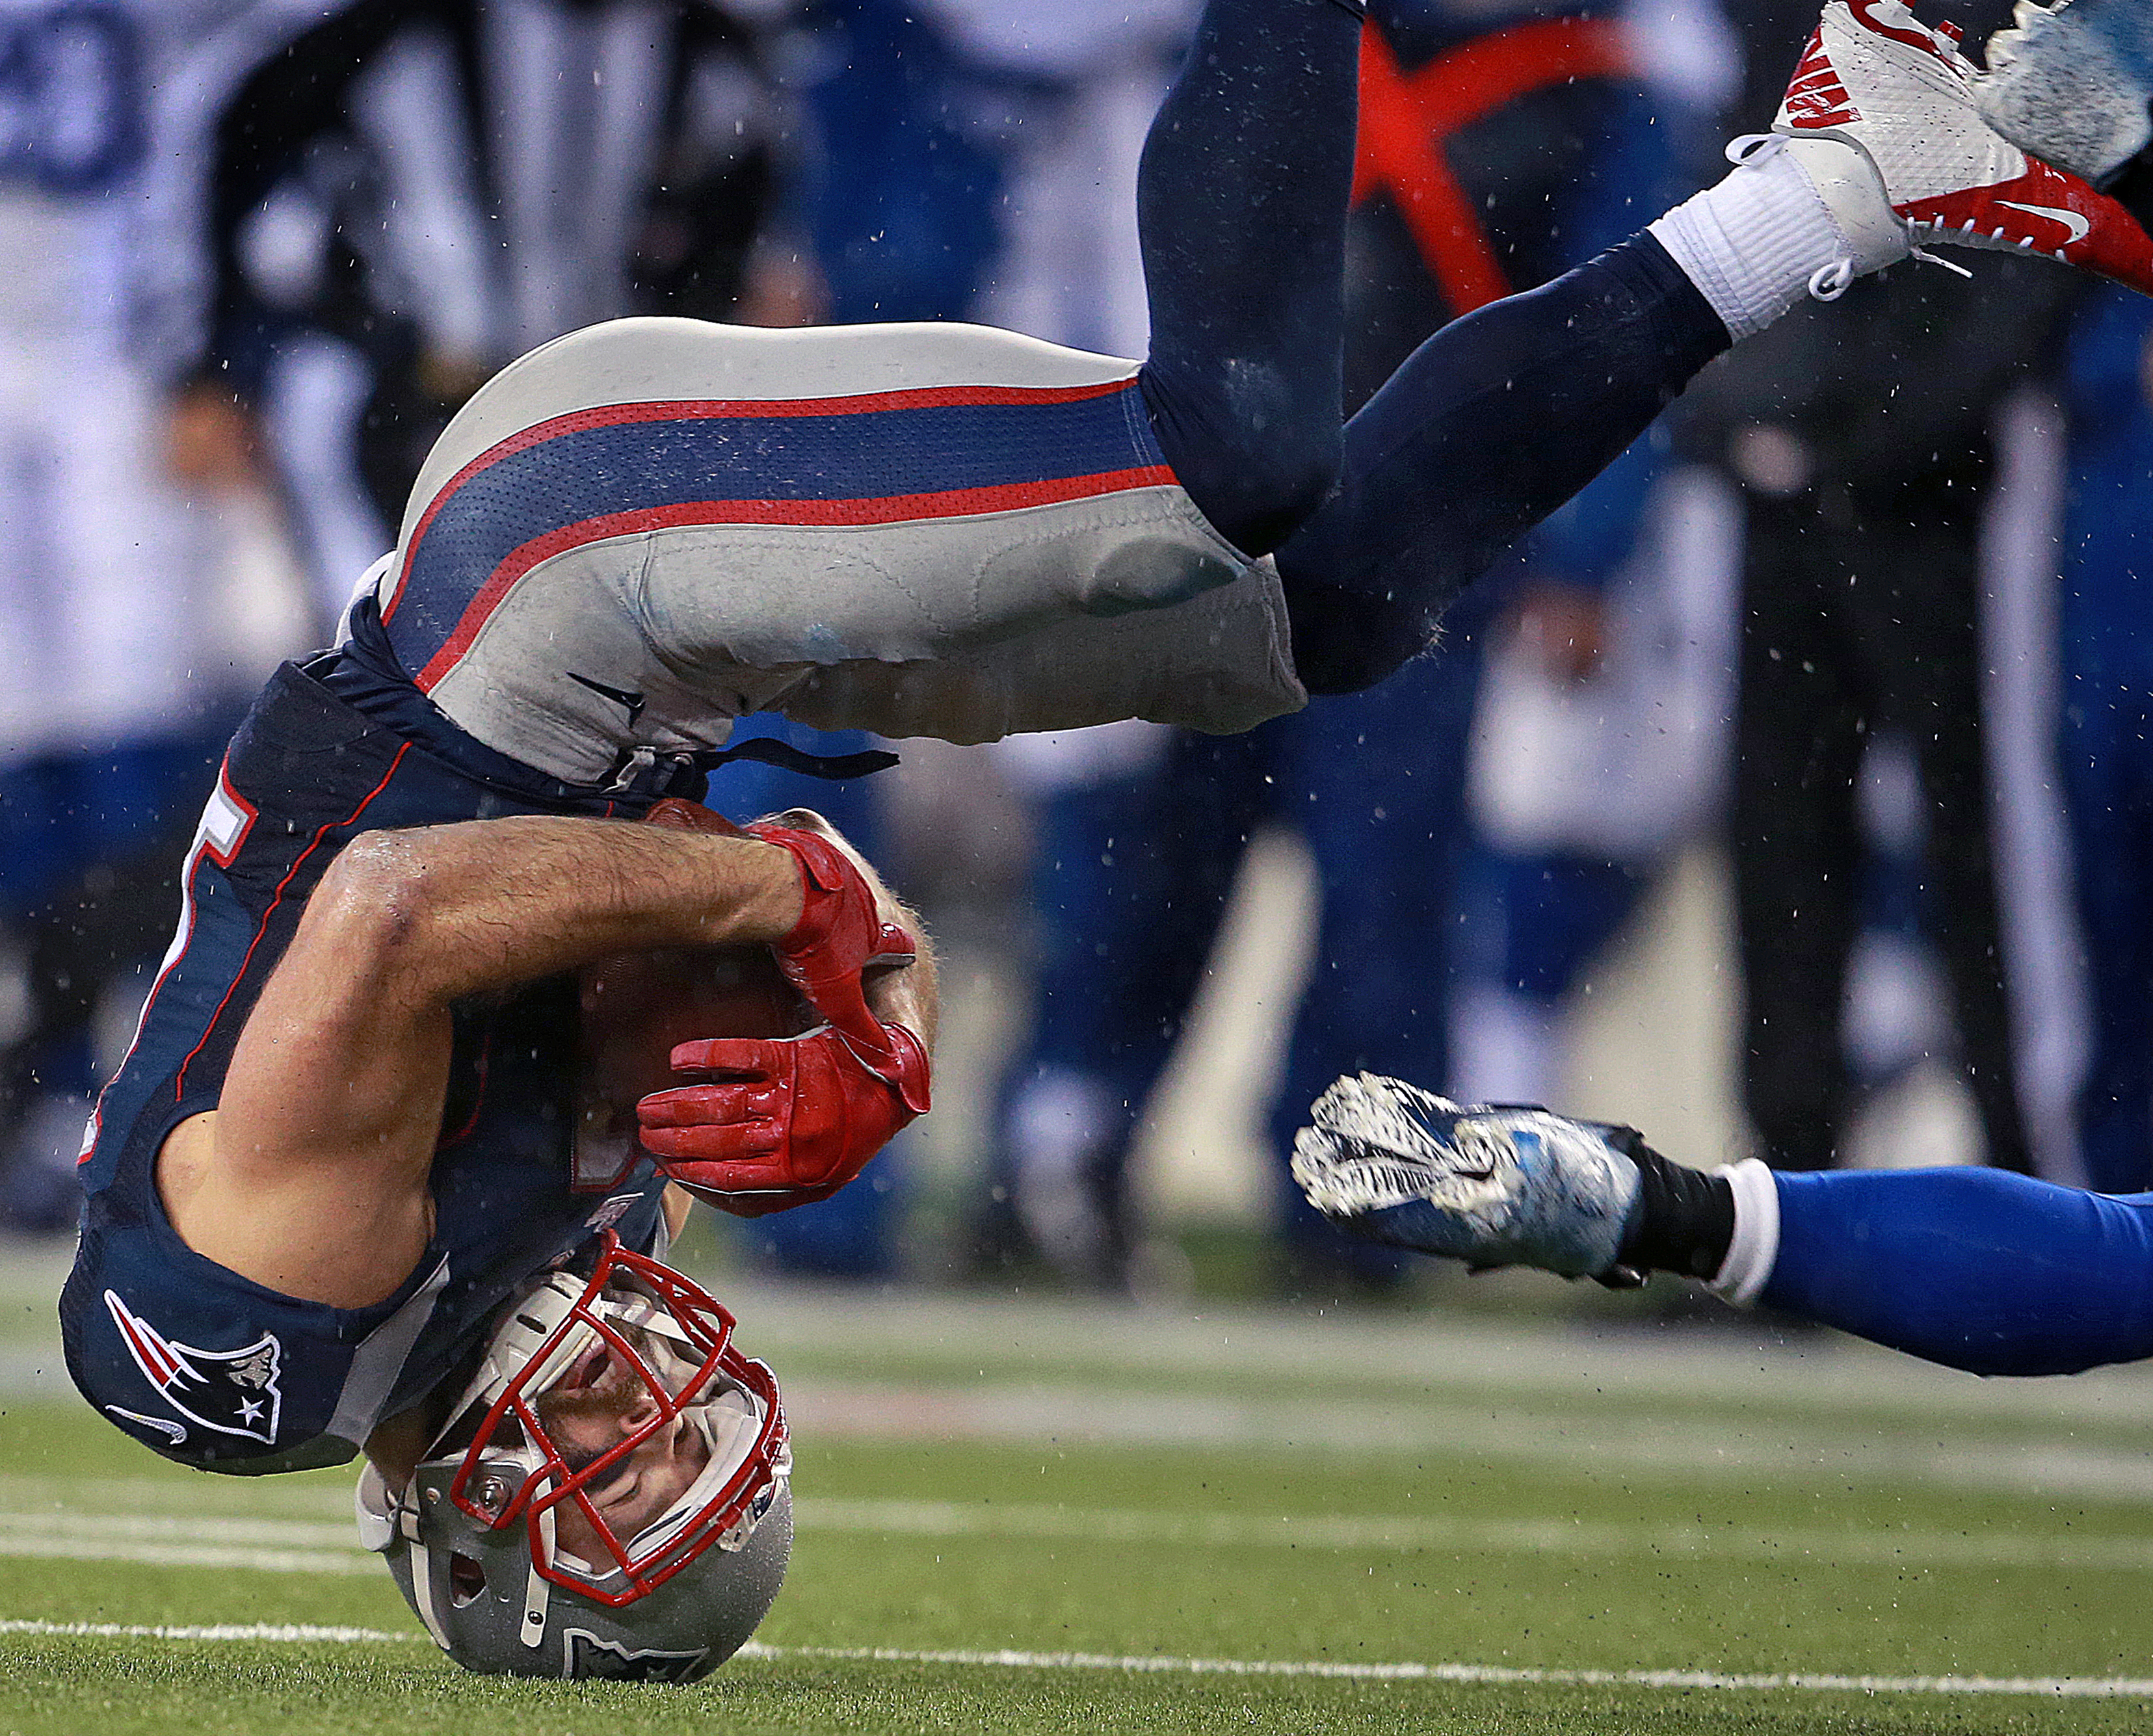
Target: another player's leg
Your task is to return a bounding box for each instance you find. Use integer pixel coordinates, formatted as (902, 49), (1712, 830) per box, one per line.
(1279, 0), (2153, 692)
(1758, 1167), (2153, 1374)
(1134, 0), (1365, 555)
(1732, 517), (1864, 1172)
(1293, 1072), (2153, 1377)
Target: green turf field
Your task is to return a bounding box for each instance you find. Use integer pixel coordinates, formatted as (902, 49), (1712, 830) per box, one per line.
(5, 1243), (2153, 1735)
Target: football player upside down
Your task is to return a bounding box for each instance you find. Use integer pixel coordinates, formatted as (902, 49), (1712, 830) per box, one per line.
(61, 0), (2153, 1679)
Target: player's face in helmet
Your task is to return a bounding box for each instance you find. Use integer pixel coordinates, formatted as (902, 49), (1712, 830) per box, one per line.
(365, 1235), (791, 1679)
(528, 1314), (716, 1564)
(445, 1235), (784, 1599)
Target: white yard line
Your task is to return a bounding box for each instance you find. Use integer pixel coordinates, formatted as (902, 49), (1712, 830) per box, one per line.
(747, 1644), (2153, 1699)
(0, 1533), (376, 1574)
(782, 1378), (2153, 1504)
(0, 1619), (2147, 1700)
(4, 1499), (2150, 1575)
(0, 1620), (412, 1643)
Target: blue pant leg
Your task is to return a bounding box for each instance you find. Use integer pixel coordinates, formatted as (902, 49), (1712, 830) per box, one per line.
(1020, 744), (1262, 1110)
(1457, 845), (1646, 1002)
(1277, 239), (1728, 692)
(0, 727), (235, 1111)
(0, 739), (207, 923)
(1765, 1168), (2153, 1375)
(2056, 287), (2153, 1190)
(1135, 0), (1363, 553)
(996, 730), (1271, 1196)
(804, 0), (1003, 326)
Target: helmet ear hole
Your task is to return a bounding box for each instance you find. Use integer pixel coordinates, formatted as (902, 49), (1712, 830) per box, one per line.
(449, 1553), (487, 1608)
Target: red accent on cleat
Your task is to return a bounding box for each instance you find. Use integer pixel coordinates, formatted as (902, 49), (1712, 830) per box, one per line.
(1900, 155), (2153, 285)
(1784, 27), (1863, 127)
(1774, 0), (2153, 298)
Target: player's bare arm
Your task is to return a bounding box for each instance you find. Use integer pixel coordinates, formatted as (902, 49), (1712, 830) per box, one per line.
(156, 814), (823, 1310)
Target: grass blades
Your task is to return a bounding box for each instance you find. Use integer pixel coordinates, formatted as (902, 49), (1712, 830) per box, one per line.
(4, 1278), (2152, 1734)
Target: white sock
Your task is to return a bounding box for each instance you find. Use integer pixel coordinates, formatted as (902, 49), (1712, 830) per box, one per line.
(1648, 143), (1865, 341)
(1706, 1157), (1782, 1306)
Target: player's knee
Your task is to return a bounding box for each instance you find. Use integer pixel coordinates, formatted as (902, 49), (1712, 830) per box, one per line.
(1194, 437), (1340, 558)
(1140, 368), (1340, 556)
(1278, 579), (1429, 694)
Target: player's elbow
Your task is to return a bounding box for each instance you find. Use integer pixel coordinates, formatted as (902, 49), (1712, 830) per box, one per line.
(300, 834), (446, 992)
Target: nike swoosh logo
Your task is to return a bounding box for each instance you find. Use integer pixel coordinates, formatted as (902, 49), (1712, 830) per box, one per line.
(568, 671), (648, 724)
(1996, 200), (2092, 246)
(105, 1404), (186, 1443)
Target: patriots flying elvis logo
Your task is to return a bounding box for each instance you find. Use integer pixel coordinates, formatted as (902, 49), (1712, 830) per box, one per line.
(103, 1290), (284, 1444)
(559, 1629), (711, 1683)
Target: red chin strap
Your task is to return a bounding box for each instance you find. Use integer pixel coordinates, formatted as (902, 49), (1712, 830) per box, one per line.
(446, 1232), (787, 1606)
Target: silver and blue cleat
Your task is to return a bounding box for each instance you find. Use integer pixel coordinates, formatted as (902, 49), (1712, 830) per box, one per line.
(1979, 0), (2153, 183)
(1291, 1074), (1643, 1280)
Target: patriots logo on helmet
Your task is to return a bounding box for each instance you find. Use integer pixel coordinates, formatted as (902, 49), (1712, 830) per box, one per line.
(103, 1291), (284, 1444)
(559, 1630), (711, 1683)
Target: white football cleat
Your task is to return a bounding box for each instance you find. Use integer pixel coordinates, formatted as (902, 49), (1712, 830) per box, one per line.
(1778, 0), (2153, 291)
(1291, 1075), (1643, 1280)
(1981, 0), (2153, 183)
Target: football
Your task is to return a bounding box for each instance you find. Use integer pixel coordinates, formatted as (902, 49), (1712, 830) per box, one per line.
(572, 798), (815, 1185)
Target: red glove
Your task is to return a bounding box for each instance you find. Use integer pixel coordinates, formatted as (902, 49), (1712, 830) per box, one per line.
(746, 821), (916, 1050)
(637, 1022), (931, 1216)
(641, 806), (912, 1034)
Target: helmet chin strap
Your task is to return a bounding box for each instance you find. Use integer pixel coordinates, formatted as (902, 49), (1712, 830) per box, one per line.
(408, 1538), (453, 1652)
(522, 1501), (555, 1650)
(385, 1464), (456, 1651)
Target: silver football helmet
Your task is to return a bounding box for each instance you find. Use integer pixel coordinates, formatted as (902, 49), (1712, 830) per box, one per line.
(357, 1235), (791, 1681)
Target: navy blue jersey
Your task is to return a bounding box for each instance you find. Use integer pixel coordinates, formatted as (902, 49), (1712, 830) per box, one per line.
(60, 658), (670, 1474)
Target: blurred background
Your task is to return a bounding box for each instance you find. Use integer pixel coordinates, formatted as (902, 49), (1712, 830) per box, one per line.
(0, 0), (2141, 1322)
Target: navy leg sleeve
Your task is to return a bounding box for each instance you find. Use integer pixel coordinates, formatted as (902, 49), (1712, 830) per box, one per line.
(1137, 0), (1363, 555)
(1764, 1168), (2153, 1376)
(1276, 234), (1729, 692)
(2060, 684), (2153, 1193)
